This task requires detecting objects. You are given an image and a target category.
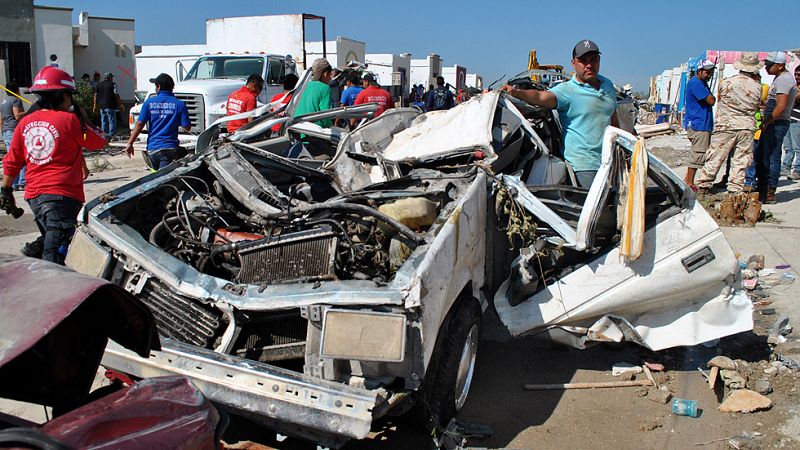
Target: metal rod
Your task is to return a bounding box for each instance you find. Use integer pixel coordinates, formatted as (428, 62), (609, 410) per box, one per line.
(523, 380), (653, 390)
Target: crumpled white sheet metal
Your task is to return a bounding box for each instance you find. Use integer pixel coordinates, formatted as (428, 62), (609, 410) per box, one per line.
(381, 92), (499, 162)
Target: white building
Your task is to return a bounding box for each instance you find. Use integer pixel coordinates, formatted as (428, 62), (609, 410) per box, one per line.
(410, 54), (442, 89)
(365, 53), (411, 96)
(305, 37), (366, 69)
(441, 65), (466, 90)
(465, 73), (483, 89)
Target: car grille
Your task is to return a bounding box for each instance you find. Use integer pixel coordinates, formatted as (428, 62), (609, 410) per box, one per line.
(233, 310), (308, 362)
(235, 227), (338, 285)
(174, 93), (205, 129)
(138, 279), (223, 348)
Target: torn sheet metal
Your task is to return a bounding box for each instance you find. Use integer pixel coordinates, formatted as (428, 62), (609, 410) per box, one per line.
(381, 92), (499, 162)
(500, 174), (578, 248)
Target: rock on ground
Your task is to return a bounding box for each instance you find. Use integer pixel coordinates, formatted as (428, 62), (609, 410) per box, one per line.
(719, 389), (773, 413)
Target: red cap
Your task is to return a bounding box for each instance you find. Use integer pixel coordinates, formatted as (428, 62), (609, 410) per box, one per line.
(30, 66), (76, 92)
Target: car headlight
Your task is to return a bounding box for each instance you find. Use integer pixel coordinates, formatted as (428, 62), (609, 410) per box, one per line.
(65, 229), (112, 278)
(320, 310), (407, 362)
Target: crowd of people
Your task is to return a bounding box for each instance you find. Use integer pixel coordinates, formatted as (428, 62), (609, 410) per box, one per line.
(685, 52), (799, 205)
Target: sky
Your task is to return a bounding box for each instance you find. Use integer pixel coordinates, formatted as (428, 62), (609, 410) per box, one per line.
(37, 0), (795, 93)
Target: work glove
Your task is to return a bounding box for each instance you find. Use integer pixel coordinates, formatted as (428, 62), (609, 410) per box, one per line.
(0, 186), (16, 211)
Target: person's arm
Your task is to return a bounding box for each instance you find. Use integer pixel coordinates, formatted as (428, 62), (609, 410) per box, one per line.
(705, 93), (716, 106)
(180, 102), (192, 133)
(124, 121), (145, 158)
(447, 90), (455, 108)
(611, 110), (620, 128)
(93, 92), (98, 112)
(764, 93), (789, 128)
(115, 93), (125, 113)
(499, 84), (558, 109)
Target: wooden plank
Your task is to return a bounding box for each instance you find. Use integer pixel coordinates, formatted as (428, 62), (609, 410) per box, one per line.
(709, 366), (720, 391)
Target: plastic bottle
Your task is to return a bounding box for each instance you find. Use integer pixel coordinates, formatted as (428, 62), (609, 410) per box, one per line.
(672, 398), (699, 417)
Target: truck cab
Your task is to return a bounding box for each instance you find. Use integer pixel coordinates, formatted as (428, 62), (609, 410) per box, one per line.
(130, 54), (297, 145)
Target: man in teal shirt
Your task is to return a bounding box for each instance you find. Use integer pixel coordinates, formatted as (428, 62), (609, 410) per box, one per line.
(501, 40), (619, 187)
(295, 58), (333, 128)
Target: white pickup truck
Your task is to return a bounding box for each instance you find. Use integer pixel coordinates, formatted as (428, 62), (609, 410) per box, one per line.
(129, 53), (297, 145)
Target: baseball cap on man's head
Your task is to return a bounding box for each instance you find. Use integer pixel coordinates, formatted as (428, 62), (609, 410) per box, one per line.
(149, 73), (175, 90)
(765, 51), (787, 65)
(698, 59), (716, 71)
(573, 39), (601, 58)
(104, 72), (113, 79)
(311, 58), (332, 81)
(361, 72), (376, 83)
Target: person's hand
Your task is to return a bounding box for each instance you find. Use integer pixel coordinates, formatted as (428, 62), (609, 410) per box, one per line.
(93, 105), (97, 113)
(81, 159), (90, 180)
(0, 186), (16, 212)
(498, 84), (515, 94)
(119, 104), (126, 113)
(124, 143), (135, 159)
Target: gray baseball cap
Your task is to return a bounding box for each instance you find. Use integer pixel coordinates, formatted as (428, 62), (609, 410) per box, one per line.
(573, 39), (601, 58)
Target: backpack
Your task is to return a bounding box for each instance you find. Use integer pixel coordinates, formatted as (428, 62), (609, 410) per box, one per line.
(432, 88), (449, 110)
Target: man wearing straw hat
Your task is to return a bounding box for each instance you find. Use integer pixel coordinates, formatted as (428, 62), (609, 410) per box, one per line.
(696, 52), (764, 194)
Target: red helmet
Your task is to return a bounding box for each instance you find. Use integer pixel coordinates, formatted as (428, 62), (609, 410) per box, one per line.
(30, 66), (76, 92)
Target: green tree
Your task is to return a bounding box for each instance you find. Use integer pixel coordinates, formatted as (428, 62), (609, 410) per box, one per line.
(73, 80), (99, 125)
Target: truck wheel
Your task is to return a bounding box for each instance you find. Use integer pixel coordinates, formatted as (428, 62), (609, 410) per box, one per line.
(416, 295), (482, 431)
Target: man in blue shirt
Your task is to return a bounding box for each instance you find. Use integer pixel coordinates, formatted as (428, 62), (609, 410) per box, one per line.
(683, 60), (716, 187)
(124, 73), (191, 169)
(340, 72), (363, 107)
(500, 39), (618, 188)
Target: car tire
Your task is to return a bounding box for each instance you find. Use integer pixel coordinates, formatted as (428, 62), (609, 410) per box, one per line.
(415, 294), (482, 431)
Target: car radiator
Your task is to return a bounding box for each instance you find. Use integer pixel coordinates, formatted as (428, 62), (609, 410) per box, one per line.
(235, 227), (338, 284)
(138, 279), (224, 348)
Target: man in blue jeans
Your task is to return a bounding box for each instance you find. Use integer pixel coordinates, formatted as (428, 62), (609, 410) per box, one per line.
(683, 60), (716, 188)
(123, 73), (191, 169)
(780, 65), (800, 179)
(745, 52), (798, 203)
(93, 73), (125, 136)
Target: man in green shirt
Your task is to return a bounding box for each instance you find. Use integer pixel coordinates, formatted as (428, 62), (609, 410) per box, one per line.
(295, 58), (333, 128)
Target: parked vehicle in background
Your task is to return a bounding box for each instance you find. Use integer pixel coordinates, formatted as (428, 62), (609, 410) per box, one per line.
(129, 53), (297, 146)
(0, 254), (224, 450)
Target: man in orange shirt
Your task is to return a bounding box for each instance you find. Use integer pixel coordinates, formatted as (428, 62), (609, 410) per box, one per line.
(352, 73), (394, 127)
(226, 74), (264, 133)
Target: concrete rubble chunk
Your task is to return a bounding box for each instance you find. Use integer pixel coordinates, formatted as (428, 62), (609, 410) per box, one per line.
(748, 255), (765, 271)
(719, 389), (772, 413)
(708, 356), (737, 370)
(612, 362), (643, 377)
(720, 369), (747, 389)
(647, 386), (672, 404)
(749, 379), (772, 395)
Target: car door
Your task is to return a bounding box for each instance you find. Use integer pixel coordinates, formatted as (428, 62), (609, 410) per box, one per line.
(494, 127), (752, 351)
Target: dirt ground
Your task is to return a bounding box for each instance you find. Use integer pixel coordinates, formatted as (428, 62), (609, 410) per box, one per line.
(1, 133), (798, 450)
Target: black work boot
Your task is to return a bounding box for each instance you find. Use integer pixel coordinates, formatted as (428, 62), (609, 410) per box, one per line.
(21, 237), (44, 259)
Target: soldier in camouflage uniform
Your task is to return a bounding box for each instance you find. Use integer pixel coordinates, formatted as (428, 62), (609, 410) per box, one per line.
(697, 52), (764, 193)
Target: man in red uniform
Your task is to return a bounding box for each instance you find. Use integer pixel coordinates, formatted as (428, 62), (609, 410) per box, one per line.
(225, 74), (264, 133)
(0, 66), (107, 264)
(352, 73), (394, 127)
(269, 73), (299, 134)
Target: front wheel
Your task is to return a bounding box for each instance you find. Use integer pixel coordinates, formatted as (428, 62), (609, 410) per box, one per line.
(416, 296), (482, 431)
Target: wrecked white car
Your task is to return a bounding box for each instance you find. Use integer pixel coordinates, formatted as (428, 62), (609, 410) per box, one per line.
(66, 90), (752, 447)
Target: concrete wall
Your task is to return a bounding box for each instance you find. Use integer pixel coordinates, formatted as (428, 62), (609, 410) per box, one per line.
(0, 0), (36, 85)
(33, 6), (74, 75)
(466, 73), (483, 89)
(306, 37), (366, 69)
(442, 65), (467, 90)
(410, 54), (442, 89)
(73, 15), (136, 101)
(365, 53), (411, 96)
(135, 44), (206, 92)
(206, 15), (306, 67)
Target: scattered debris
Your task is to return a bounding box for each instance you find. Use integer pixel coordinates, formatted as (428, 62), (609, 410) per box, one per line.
(709, 366), (720, 390)
(708, 356), (737, 371)
(753, 300), (772, 307)
(672, 398), (699, 417)
(638, 419), (663, 432)
(775, 264), (791, 269)
(693, 432), (763, 448)
(718, 389), (772, 413)
(634, 386), (649, 397)
(749, 255), (765, 271)
(612, 362), (643, 377)
(523, 380), (653, 390)
(775, 354), (800, 370)
(644, 361), (665, 372)
(222, 442), (275, 450)
(760, 308), (776, 316)
(720, 369), (747, 389)
(432, 418), (492, 450)
(749, 379), (772, 395)
(743, 278), (758, 290)
(647, 386), (673, 404)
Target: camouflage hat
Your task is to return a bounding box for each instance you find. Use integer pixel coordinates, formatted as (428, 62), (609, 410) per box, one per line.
(733, 52), (764, 74)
